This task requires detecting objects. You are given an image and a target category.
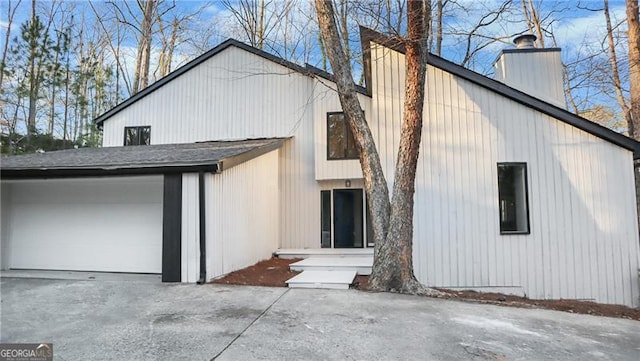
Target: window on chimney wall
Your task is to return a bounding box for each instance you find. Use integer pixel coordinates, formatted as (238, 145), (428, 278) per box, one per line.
(497, 163), (530, 234)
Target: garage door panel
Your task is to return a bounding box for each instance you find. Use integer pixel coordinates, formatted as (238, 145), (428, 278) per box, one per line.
(6, 177), (163, 273)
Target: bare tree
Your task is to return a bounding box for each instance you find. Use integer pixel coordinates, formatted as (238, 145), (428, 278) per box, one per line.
(0, 0), (22, 92)
(221, 0), (292, 50)
(522, 0), (546, 47)
(434, 0), (446, 56)
(604, 0), (630, 126)
(627, 0), (640, 139)
(626, 0), (640, 231)
(316, 0), (441, 294)
(107, 0), (176, 94)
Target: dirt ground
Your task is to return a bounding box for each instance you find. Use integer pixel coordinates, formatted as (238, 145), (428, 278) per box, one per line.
(212, 258), (640, 321)
(211, 258), (301, 287)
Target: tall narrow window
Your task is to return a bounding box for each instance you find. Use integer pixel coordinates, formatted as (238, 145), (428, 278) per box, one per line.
(497, 163), (530, 234)
(321, 191), (331, 248)
(327, 112), (358, 160)
(124, 126), (151, 146)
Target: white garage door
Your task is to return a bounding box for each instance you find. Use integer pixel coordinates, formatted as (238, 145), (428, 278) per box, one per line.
(2, 176), (163, 273)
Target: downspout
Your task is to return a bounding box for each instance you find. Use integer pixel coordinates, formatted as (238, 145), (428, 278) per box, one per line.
(197, 171), (207, 284)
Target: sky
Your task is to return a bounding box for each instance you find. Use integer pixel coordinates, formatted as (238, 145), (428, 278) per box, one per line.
(0, 0), (633, 115)
(0, 1), (630, 63)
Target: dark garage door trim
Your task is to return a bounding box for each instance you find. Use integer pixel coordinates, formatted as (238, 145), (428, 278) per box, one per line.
(162, 173), (182, 282)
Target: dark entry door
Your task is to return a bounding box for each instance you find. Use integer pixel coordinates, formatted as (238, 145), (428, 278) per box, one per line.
(333, 189), (364, 248)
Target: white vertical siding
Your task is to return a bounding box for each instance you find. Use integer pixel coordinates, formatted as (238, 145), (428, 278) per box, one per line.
(181, 173), (200, 283)
(97, 40), (640, 306)
(205, 150), (280, 280)
(101, 44), (324, 251)
(494, 50), (566, 109)
(312, 80), (369, 180)
(102, 46), (312, 146)
(371, 42), (640, 307)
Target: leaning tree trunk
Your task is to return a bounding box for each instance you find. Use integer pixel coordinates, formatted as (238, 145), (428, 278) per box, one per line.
(368, 0), (434, 294)
(316, 0), (440, 295)
(315, 0), (392, 268)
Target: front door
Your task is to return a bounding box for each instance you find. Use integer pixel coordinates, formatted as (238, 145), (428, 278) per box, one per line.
(332, 189), (364, 248)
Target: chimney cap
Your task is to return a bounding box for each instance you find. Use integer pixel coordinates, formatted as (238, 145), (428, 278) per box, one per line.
(513, 34), (537, 49)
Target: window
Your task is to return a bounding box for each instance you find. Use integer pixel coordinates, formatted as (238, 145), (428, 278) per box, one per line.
(321, 191), (331, 248)
(327, 112), (358, 160)
(497, 163), (530, 234)
(124, 126), (151, 146)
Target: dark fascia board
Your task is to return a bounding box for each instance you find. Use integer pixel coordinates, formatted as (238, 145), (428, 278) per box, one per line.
(218, 137), (289, 171)
(0, 163), (220, 180)
(492, 47), (561, 68)
(94, 40), (368, 126)
(358, 26), (640, 159)
(304, 63), (369, 94)
(501, 47), (562, 54)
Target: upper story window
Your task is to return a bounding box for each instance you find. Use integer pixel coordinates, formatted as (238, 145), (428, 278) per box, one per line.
(124, 126), (151, 146)
(497, 163), (530, 234)
(327, 112), (358, 160)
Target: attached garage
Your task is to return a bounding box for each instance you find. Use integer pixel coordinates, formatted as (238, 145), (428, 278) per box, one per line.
(0, 138), (287, 282)
(1, 176), (163, 273)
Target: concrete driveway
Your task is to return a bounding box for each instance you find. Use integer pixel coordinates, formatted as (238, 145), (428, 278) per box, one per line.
(1, 274), (639, 360)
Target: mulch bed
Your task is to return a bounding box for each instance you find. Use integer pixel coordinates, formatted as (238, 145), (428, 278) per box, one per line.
(211, 257), (301, 287)
(353, 275), (640, 321)
(212, 258), (640, 321)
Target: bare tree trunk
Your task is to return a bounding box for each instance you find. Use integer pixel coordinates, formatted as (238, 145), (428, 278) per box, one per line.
(369, 0), (435, 293)
(257, 0), (265, 49)
(604, 0), (630, 121)
(133, 0), (156, 93)
(316, 0), (441, 295)
(27, 0), (39, 137)
(338, 0), (350, 60)
(315, 0), (391, 277)
(521, 0), (545, 47)
(0, 0), (22, 92)
(435, 0), (444, 56)
(628, 0), (640, 139)
(626, 0), (640, 234)
(63, 51), (69, 147)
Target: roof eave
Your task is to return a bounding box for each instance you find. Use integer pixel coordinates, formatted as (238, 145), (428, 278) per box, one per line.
(94, 39), (369, 125)
(0, 163), (221, 180)
(358, 26), (640, 159)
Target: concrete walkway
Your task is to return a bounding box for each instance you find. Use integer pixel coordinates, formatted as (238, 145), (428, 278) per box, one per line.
(1, 275), (639, 360)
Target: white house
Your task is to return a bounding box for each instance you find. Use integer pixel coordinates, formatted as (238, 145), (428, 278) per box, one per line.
(2, 28), (639, 307)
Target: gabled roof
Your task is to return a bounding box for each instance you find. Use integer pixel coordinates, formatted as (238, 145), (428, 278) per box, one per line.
(0, 138), (287, 179)
(94, 39), (367, 125)
(359, 26), (640, 159)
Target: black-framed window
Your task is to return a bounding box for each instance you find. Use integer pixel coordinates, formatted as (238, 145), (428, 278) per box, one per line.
(124, 126), (151, 146)
(327, 112), (358, 160)
(497, 163), (530, 234)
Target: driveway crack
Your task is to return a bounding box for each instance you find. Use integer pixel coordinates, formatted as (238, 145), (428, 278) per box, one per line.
(210, 288), (290, 360)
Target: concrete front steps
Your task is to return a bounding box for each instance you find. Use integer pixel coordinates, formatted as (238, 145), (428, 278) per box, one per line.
(274, 248), (373, 259)
(289, 256), (373, 275)
(285, 270), (357, 290)
(283, 253), (374, 289)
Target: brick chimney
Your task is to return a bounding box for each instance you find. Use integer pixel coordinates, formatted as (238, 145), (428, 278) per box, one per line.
(493, 34), (566, 109)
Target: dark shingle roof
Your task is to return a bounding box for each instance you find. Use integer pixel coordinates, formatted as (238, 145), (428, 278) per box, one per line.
(1, 138), (287, 178)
